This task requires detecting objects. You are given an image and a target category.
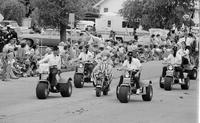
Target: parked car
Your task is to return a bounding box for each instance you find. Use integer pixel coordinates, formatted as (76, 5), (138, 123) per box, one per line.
(0, 20), (21, 35)
(19, 29), (102, 47)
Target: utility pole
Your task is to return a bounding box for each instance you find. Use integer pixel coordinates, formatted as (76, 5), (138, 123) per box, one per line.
(199, 0), (200, 31)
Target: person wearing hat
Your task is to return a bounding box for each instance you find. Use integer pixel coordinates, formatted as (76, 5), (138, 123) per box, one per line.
(118, 51), (142, 94)
(0, 24), (6, 52)
(162, 46), (184, 84)
(94, 44), (105, 63)
(92, 50), (113, 89)
(71, 45), (94, 62)
(70, 45), (95, 79)
(177, 41), (190, 66)
(38, 46), (62, 91)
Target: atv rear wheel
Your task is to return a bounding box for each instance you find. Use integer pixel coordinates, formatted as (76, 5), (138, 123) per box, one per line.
(181, 77), (190, 90)
(60, 81), (72, 97)
(36, 83), (49, 99)
(159, 76), (164, 88)
(190, 69), (197, 80)
(74, 73), (84, 88)
(96, 87), (101, 97)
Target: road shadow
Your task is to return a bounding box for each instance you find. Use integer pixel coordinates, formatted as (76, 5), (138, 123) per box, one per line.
(82, 85), (95, 89)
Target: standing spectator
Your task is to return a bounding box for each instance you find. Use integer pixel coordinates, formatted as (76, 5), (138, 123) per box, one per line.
(0, 25), (6, 52)
(1, 47), (9, 81)
(24, 39), (34, 54)
(16, 42), (26, 62)
(155, 34), (162, 46)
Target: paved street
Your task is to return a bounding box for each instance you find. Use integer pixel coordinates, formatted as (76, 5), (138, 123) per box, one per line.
(0, 61), (198, 123)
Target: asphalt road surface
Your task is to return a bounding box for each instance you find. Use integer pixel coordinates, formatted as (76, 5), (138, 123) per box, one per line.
(0, 61), (198, 123)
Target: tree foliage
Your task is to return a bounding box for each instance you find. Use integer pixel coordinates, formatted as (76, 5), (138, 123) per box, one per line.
(120, 0), (195, 30)
(0, 0), (26, 26)
(30, 0), (100, 41)
(119, 0), (143, 29)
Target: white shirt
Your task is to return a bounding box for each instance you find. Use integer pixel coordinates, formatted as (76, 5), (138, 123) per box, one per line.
(164, 54), (182, 65)
(119, 47), (124, 53)
(78, 51), (93, 61)
(38, 53), (61, 69)
(123, 58), (142, 70)
(186, 37), (194, 46)
(58, 46), (64, 54)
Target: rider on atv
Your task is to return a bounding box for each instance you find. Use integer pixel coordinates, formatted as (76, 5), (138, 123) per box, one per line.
(162, 46), (184, 84)
(38, 46), (61, 91)
(118, 51), (142, 94)
(71, 45), (95, 79)
(92, 50), (113, 89)
(71, 45), (94, 63)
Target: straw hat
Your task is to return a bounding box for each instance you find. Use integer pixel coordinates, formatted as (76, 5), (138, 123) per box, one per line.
(101, 50), (111, 57)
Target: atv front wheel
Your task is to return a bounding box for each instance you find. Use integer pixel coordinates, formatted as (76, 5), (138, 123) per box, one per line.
(118, 86), (130, 103)
(164, 77), (173, 91)
(142, 85), (153, 101)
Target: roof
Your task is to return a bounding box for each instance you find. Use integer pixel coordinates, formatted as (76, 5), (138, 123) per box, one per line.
(93, 0), (106, 8)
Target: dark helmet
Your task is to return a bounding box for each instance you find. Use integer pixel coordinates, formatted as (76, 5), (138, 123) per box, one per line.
(85, 45), (89, 49)
(127, 51), (133, 57)
(172, 46), (177, 52)
(52, 46), (59, 51)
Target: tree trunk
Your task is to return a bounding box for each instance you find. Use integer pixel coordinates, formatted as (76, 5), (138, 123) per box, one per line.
(60, 22), (66, 42)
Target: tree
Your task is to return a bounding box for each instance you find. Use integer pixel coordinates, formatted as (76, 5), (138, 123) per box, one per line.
(19, 0), (34, 17)
(32, 0), (99, 42)
(0, 0), (26, 26)
(119, 0), (143, 33)
(120, 0), (195, 30)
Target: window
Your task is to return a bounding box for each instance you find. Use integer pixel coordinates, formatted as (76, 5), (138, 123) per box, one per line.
(107, 20), (111, 27)
(104, 8), (108, 12)
(122, 21), (133, 28)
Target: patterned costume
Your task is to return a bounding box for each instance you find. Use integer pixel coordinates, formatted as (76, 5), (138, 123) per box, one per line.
(92, 59), (113, 83)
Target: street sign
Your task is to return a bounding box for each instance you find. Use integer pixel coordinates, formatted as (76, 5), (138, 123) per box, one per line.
(69, 13), (75, 28)
(0, 14), (4, 22)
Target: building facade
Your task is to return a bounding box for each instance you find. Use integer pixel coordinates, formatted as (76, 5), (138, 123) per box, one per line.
(93, 0), (126, 14)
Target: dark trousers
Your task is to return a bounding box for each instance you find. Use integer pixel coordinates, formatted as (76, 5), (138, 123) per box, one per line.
(48, 68), (58, 86)
(162, 66), (184, 79)
(132, 73), (140, 89)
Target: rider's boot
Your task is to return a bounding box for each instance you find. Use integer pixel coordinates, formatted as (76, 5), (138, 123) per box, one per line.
(136, 88), (142, 95)
(179, 79), (184, 84)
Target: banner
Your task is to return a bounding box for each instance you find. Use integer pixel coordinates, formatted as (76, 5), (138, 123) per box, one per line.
(149, 28), (169, 38)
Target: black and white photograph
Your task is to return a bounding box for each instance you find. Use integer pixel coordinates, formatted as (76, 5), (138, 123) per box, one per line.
(0, 0), (199, 123)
